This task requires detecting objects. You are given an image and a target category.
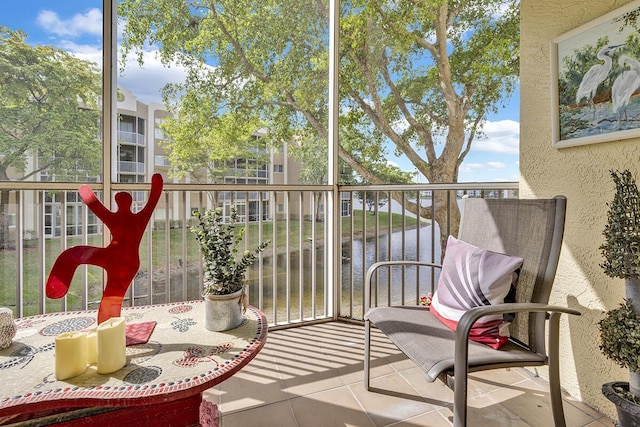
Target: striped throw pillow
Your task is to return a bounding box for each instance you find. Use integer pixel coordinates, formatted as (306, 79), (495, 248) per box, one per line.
(430, 236), (523, 349)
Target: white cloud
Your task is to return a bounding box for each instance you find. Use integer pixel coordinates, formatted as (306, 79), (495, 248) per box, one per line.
(391, 118), (409, 135)
(37, 8), (102, 38)
(36, 8), (188, 105)
(117, 50), (190, 104)
(473, 119), (519, 154)
(458, 158), (519, 182)
(386, 159), (400, 168)
(461, 161), (507, 172)
(60, 42), (189, 105)
(59, 41), (101, 62)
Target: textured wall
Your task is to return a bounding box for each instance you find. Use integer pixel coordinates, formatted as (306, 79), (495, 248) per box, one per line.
(520, 0), (639, 418)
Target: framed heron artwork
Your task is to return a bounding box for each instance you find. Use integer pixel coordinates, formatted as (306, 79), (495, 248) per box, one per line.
(551, 0), (640, 148)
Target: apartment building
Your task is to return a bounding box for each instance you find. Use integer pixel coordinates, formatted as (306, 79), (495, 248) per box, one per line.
(5, 86), (340, 239)
(50, 87), (316, 236)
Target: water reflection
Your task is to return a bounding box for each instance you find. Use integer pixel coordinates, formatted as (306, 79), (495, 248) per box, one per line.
(341, 224), (442, 318)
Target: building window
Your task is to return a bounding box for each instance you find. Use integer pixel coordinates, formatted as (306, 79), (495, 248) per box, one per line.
(120, 146), (135, 162)
(341, 200), (351, 217)
(155, 155), (170, 166)
(274, 164), (284, 173)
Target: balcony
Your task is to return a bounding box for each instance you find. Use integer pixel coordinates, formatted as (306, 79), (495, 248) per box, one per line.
(117, 130), (146, 146)
(118, 161), (145, 174)
(0, 182), (615, 425)
(2, 182), (519, 320)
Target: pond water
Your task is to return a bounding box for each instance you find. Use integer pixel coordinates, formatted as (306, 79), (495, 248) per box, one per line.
(145, 199), (451, 320)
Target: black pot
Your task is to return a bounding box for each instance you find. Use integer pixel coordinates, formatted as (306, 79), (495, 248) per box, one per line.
(603, 382), (640, 427)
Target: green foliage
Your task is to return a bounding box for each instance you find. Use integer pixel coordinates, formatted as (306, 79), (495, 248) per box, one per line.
(599, 300), (640, 373)
(288, 130), (328, 185)
(0, 26), (101, 181)
(160, 101), (270, 182)
(191, 208), (269, 296)
(599, 169), (640, 387)
(118, 0), (519, 188)
(600, 170), (640, 279)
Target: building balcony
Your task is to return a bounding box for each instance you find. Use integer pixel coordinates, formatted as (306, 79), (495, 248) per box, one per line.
(117, 161), (145, 174)
(117, 130), (146, 146)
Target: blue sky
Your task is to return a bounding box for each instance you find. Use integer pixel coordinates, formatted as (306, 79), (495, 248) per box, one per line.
(1, 1), (520, 183)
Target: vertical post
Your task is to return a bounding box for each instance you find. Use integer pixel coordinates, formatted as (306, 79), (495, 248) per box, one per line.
(15, 191), (23, 318)
(102, 0), (116, 224)
(101, 0), (116, 301)
(328, 0), (340, 319)
(38, 191), (46, 313)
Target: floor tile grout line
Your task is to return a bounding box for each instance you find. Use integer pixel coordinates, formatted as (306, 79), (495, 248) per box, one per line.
(345, 382), (378, 427)
(285, 396), (301, 427)
(217, 322), (614, 426)
(382, 408), (449, 427)
(487, 374), (605, 423)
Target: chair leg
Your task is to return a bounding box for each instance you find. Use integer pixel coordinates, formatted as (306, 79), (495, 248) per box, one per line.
(452, 370), (468, 427)
(364, 319), (371, 390)
(548, 313), (567, 427)
(453, 333), (470, 427)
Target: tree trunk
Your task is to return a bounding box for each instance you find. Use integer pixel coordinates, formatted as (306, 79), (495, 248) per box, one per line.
(432, 190), (460, 259)
(626, 277), (640, 397)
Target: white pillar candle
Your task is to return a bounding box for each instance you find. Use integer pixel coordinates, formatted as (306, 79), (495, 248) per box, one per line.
(86, 329), (98, 365)
(55, 331), (88, 380)
(97, 317), (126, 374)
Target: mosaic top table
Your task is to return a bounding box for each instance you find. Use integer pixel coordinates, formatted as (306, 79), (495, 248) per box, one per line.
(0, 301), (267, 427)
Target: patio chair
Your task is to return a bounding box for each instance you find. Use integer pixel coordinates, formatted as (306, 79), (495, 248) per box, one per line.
(364, 196), (580, 427)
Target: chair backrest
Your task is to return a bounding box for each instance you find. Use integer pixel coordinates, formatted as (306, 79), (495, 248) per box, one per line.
(456, 196), (566, 353)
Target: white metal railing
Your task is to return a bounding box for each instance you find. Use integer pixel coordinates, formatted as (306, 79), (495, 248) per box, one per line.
(117, 130), (145, 146)
(118, 161), (145, 173)
(0, 182), (518, 327)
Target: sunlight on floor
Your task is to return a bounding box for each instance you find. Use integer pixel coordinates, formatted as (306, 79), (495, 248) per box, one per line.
(203, 322), (614, 427)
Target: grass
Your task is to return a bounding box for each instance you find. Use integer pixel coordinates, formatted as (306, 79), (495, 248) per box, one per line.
(0, 209), (419, 316)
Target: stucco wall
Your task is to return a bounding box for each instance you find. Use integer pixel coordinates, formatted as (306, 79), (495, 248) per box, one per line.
(520, 0), (640, 418)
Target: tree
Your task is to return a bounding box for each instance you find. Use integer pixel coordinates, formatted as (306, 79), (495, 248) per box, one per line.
(288, 131), (328, 221)
(160, 103), (269, 183)
(119, 0), (519, 247)
(0, 27), (102, 248)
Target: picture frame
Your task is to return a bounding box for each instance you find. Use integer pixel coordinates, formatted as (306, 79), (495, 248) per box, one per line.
(551, 1), (640, 148)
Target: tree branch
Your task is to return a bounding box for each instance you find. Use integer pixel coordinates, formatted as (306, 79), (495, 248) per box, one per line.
(378, 51), (437, 162)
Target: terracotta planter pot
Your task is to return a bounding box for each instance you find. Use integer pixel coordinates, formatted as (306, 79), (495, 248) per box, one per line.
(603, 381), (640, 427)
(204, 288), (246, 332)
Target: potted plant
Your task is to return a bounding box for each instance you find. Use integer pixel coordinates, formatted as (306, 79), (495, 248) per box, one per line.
(192, 207), (269, 331)
(599, 169), (640, 426)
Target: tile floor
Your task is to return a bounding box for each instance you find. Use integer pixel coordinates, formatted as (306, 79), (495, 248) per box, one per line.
(203, 322), (614, 427)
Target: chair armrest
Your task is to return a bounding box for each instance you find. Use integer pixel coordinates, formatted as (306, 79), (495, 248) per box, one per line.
(456, 302), (581, 340)
(364, 260), (442, 311)
(454, 303), (581, 375)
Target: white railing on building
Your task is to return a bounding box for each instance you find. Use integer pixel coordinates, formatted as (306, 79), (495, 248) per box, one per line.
(118, 161), (145, 174)
(117, 131), (146, 146)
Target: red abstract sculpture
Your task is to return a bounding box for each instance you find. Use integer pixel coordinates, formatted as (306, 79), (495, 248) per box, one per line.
(46, 174), (164, 325)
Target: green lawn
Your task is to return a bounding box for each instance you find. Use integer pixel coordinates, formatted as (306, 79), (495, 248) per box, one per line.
(0, 210), (419, 316)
